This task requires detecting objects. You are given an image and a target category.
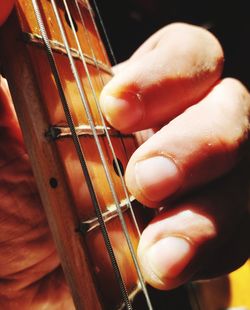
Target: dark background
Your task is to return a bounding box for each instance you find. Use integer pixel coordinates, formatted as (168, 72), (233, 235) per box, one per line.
(94, 0), (250, 89)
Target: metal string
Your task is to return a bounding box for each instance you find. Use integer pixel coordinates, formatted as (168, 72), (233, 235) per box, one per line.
(71, 0), (141, 238)
(83, 0), (132, 163)
(51, 0), (138, 308)
(85, 3), (202, 310)
(31, 0), (132, 308)
(75, 3), (201, 310)
(188, 283), (202, 310)
(53, 1), (153, 309)
(65, 1), (154, 308)
(83, 0), (131, 160)
(64, 0), (140, 239)
(89, 0), (117, 65)
(72, 2), (154, 309)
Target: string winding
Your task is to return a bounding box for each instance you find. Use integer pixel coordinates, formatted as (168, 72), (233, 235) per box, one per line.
(31, 0), (132, 308)
(58, 1), (153, 308)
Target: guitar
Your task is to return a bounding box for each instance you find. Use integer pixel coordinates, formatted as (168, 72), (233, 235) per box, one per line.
(0, 1), (249, 309)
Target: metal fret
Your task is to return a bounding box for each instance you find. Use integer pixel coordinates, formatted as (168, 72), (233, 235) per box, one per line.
(22, 32), (112, 75)
(78, 196), (136, 233)
(45, 125), (133, 139)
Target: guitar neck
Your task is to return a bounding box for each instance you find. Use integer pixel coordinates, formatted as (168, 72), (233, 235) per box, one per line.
(0, 3), (104, 308)
(0, 1), (196, 309)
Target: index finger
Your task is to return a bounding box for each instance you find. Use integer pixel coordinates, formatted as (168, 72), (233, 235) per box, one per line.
(100, 23), (224, 133)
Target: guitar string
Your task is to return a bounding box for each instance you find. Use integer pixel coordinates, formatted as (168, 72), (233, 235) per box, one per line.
(64, 0), (141, 240)
(48, 0), (138, 308)
(83, 0), (131, 159)
(188, 283), (202, 310)
(77, 4), (155, 307)
(84, 2), (201, 310)
(83, 0), (133, 178)
(73, 1), (127, 192)
(88, 0), (117, 65)
(88, 2), (204, 309)
(72, 2), (155, 308)
(55, 1), (153, 309)
(74, 0), (138, 229)
(50, 0), (135, 305)
(64, 1), (153, 308)
(77, 2), (202, 310)
(31, 0), (132, 308)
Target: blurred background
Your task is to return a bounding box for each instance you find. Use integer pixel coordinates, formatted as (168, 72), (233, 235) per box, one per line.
(95, 0), (250, 89)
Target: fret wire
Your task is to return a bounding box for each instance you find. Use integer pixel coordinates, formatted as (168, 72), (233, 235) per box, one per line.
(56, 1), (149, 308)
(22, 32), (112, 74)
(46, 124), (133, 139)
(30, 0), (132, 308)
(73, 3), (154, 309)
(80, 197), (132, 233)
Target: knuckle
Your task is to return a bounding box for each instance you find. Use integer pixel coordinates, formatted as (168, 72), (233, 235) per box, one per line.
(172, 209), (217, 245)
(144, 208), (218, 248)
(214, 79), (250, 150)
(164, 22), (224, 66)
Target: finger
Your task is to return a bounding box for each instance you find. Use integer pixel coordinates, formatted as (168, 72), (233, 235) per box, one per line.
(113, 26), (170, 74)
(137, 164), (249, 290)
(194, 215), (249, 280)
(125, 78), (250, 207)
(0, 76), (18, 127)
(0, 76), (24, 164)
(100, 23), (224, 132)
(0, 0), (15, 26)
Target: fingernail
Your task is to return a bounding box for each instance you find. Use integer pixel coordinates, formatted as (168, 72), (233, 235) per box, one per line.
(135, 156), (182, 201)
(147, 236), (193, 279)
(100, 94), (143, 131)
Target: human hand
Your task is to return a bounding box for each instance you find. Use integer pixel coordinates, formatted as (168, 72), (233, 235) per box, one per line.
(1, 0), (249, 303)
(100, 23), (250, 290)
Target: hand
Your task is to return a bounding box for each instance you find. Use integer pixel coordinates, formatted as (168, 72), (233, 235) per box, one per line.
(0, 2), (74, 309)
(100, 23), (250, 290)
(1, 1), (249, 305)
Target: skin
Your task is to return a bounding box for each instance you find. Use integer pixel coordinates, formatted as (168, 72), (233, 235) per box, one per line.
(101, 24), (250, 290)
(0, 1), (249, 308)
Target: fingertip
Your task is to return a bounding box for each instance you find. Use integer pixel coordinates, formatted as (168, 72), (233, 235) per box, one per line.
(125, 151), (183, 207)
(221, 77), (250, 99)
(135, 156), (182, 201)
(138, 235), (195, 290)
(100, 80), (144, 132)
